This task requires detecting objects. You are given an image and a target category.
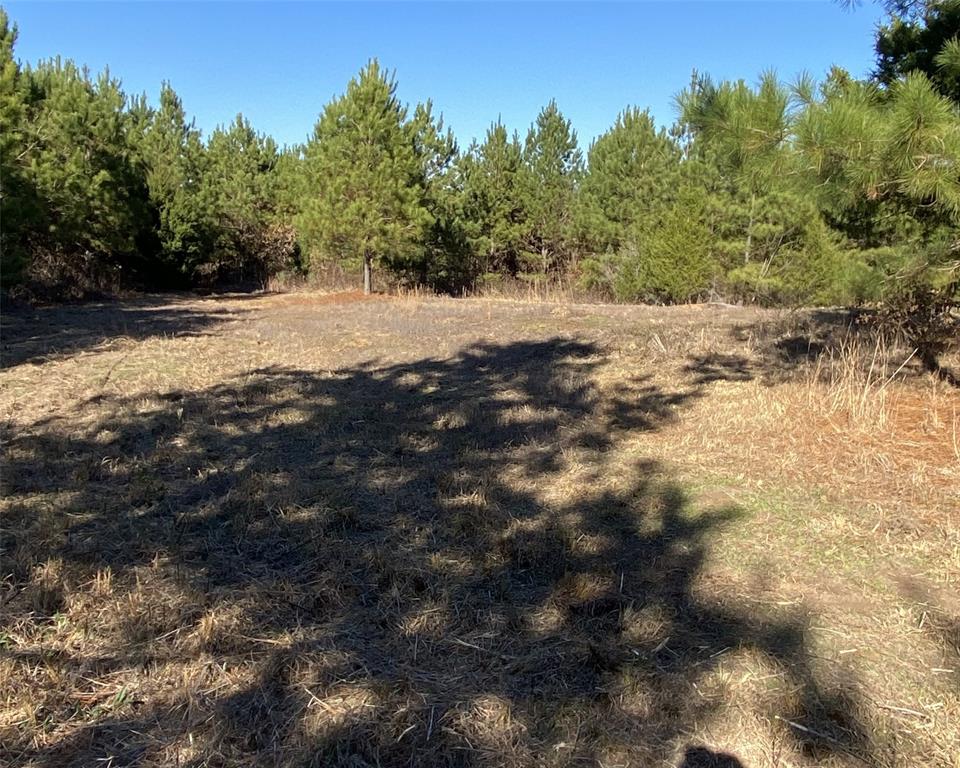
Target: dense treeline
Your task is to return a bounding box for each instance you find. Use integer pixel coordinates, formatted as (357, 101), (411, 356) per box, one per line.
(1, 3), (958, 321)
(0, 16), (296, 296)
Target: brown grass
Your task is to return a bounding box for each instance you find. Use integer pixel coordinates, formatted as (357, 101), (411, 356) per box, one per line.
(1, 294), (958, 768)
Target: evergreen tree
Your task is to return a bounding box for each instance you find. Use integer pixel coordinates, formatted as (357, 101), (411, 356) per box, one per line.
(273, 144), (305, 219)
(136, 82), (212, 281)
(298, 60), (428, 293)
(0, 8), (35, 283)
(459, 121), (527, 277)
(202, 114), (292, 285)
(795, 67), (960, 224)
(1, 2), (956, 328)
(874, 0), (960, 104)
(403, 100), (473, 292)
(13, 58), (151, 294)
(612, 186), (718, 303)
(520, 100), (583, 275)
(677, 71), (797, 265)
(577, 108), (682, 254)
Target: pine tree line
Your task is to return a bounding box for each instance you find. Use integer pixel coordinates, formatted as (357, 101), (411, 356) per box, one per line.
(1, 4), (958, 314)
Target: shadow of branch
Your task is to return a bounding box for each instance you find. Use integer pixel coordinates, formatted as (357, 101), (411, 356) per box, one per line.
(2, 338), (878, 767)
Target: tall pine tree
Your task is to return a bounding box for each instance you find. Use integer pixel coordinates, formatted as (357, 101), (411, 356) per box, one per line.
(403, 100), (472, 291)
(298, 60), (428, 293)
(521, 100), (583, 275)
(0, 9), (35, 283)
(136, 82), (212, 281)
(459, 121), (527, 277)
(577, 108), (682, 254)
(13, 58), (151, 294)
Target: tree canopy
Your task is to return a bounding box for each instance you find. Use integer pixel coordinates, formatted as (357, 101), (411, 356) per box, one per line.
(1, 1), (957, 351)
(297, 60), (430, 293)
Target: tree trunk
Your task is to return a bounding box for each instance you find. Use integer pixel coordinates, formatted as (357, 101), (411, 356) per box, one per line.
(744, 193), (755, 264)
(363, 253), (372, 295)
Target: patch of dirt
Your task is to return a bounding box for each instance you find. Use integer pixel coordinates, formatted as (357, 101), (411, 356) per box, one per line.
(261, 289), (394, 307)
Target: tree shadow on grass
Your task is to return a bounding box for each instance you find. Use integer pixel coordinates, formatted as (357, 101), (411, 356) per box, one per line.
(895, 577), (960, 694)
(2, 339), (878, 766)
(0, 294), (243, 369)
(684, 314), (839, 387)
(707, 307), (956, 388)
(678, 746), (745, 768)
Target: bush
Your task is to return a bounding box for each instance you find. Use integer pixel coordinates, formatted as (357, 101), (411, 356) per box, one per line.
(832, 254), (885, 304)
(877, 266), (959, 379)
(724, 262), (788, 304)
(577, 251), (619, 298)
(721, 217), (885, 306)
(8, 246), (125, 302)
(611, 194), (719, 304)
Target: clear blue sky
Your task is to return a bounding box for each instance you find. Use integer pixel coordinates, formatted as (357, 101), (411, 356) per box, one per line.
(6, 1), (886, 149)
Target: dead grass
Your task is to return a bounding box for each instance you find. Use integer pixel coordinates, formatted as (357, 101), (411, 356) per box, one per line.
(624, 327), (960, 530)
(1, 294), (958, 768)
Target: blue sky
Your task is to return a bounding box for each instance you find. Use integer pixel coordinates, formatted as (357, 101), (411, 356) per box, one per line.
(7, 2), (886, 149)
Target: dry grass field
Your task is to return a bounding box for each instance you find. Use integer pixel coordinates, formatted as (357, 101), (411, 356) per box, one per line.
(1, 291), (958, 768)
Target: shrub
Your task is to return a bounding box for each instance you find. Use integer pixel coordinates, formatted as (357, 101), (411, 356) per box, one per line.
(611, 193), (719, 304)
(877, 265), (959, 379)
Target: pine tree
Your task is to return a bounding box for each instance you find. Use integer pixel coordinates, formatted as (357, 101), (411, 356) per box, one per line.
(16, 59), (151, 294)
(794, 68), (960, 224)
(403, 100), (473, 292)
(677, 71), (796, 265)
(136, 82), (213, 281)
(577, 108), (682, 254)
(459, 120), (527, 277)
(875, 0), (960, 104)
(298, 60), (428, 293)
(0, 9), (36, 283)
(203, 114), (290, 284)
(521, 100), (583, 275)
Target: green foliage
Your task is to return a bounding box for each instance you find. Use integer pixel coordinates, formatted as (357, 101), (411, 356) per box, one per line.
(202, 114), (295, 285)
(875, 0), (960, 104)
(677, 70), (794, 191)
(393, 101), (474, 292)
(297, 60), (429, 290)
(674, 71), (859, 305)
(884, 72), (960, 215)
(619, 215), (717, 303)
(724, 216), (850, 304)
(1, 0), (957, 355)
(680, 62), (960, 311)
(795, 65), (960, 225)
(0, 8), (34, 283)
(135, 82), (212, 281)
(520, 100), (583, 274)
(793, 70), (888, 221)
(583, 186), (718, 304)
(8, 57), (152, 295)
(459, 121), (528, 276)
(577, 108), (681, 253)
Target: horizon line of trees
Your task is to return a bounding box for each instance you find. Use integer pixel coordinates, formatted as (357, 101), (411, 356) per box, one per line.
(1, 3), (958, 339)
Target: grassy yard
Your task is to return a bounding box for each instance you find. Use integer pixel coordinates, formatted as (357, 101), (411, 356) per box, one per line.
(1, 292), (958, 768)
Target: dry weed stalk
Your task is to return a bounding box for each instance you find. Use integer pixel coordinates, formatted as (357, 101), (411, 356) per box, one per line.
(807, 333), (913, 432)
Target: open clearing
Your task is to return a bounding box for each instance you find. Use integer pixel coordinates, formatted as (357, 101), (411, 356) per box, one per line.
(1, 292), (958, 768)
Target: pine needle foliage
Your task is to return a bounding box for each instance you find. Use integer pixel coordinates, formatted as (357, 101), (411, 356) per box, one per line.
(297, 60), (430, 293)
(0, 0), (957, 366)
